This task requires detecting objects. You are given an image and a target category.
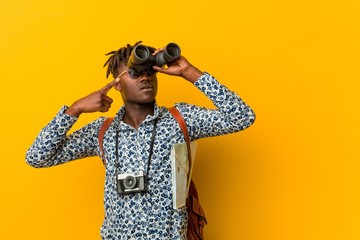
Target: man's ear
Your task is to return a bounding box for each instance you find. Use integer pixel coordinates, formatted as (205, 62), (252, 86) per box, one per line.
(114, 79), (122, 91)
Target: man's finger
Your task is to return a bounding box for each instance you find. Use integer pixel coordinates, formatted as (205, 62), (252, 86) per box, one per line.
(152, 48), (164, 55)
(152, 65), (167, 74)
(102, 100), (111, 109)
(100, 78), (119, 94)
(103, 95), (113, 104)
(100, 82), (114, 94)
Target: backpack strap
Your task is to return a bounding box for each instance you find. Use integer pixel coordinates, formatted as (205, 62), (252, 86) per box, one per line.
(98, 117), (114, 164)
(168, 106), (207, 236)
(168, 106), (192, 170)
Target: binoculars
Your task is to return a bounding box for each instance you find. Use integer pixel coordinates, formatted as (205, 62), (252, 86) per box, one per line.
(127, 42), (181, 74)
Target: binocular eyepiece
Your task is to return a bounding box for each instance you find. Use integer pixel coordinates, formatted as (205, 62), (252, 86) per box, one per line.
(127, 42), (181, 74)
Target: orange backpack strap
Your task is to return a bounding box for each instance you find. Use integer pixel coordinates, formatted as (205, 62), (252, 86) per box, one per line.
(168, 106), (207, 239)
(98, 117), (114, 164)
(168, 106), (192, 169)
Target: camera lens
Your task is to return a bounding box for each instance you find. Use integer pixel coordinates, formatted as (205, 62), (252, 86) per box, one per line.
(124, 176), (137, 189)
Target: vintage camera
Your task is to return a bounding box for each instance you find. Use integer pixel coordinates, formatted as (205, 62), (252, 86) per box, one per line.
(127, 42), (181, 74)
(116, 171), (146, 195)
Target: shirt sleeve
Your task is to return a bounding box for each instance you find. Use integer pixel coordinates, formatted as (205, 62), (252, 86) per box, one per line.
(174, 72), (256, 141)
(25, 106), (105, 168)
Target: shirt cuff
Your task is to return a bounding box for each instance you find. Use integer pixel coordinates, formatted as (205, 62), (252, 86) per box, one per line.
(50, 105), (78, 132)
(193, 72), (225, 99)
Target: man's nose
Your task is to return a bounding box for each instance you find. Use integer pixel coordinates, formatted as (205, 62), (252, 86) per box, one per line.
(139, 74), (151, 82)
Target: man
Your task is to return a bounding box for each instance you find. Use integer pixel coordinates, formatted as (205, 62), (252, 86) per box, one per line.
(26, 41), (256, 239)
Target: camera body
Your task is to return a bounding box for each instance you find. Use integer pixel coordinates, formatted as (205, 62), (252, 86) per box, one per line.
(127, 42), (181, 74)
(116, 171), (146, 195)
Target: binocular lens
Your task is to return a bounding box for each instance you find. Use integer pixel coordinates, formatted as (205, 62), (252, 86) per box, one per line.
(155, 43), (181, 67)
(127, 45), (151, 73)
(165, 43), (181, 59)
(133, 45), (150, 63)
(127, 42), (181, 74)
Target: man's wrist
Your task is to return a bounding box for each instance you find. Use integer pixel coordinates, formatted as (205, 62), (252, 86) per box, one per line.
(65, 105), (82, 118)
(181, 65), (203, 83)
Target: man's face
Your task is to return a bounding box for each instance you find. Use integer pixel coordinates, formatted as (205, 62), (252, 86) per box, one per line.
(114, 65), (158, 105)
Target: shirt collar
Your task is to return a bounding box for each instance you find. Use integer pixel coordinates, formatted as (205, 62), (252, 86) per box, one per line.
(114, 101), (160, 128)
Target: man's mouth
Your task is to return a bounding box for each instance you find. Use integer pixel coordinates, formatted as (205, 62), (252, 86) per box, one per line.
(140, 84), (153, 90)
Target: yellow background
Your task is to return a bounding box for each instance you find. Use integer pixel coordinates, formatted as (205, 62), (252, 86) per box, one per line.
(1, 0), (359, 239)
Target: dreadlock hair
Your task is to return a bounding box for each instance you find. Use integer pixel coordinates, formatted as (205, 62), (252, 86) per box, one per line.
(103, 41), (156, 79)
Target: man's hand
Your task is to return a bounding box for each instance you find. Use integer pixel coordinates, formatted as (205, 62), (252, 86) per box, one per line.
(65, 78), (119, 117)
(152, 52), (203, 83)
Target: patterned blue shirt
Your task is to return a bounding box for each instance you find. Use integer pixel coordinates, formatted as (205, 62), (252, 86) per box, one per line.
(26, 72), (255, 240)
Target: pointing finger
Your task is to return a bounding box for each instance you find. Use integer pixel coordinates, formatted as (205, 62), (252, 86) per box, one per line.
(100, 82), (114, 94)
(100, 78), (119, 94)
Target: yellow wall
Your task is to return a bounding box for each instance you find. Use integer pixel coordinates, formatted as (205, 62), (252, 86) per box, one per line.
(1, 0), (359, 239)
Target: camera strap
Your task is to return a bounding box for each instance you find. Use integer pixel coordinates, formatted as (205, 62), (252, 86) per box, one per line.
(115, 118), (158, 176)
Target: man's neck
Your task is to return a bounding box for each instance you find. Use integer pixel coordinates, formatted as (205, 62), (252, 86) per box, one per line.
(122, 102), (155, 130)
